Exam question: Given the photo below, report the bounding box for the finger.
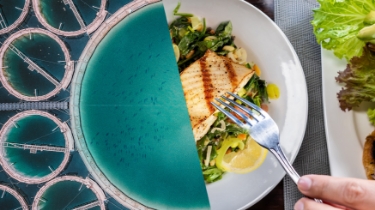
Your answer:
[297,175,375,210]
[294,197,342,210]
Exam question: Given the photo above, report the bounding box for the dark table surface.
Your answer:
[244,0,285,209]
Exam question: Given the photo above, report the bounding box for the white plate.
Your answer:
[163,0,308,209]
[322,49,373,179]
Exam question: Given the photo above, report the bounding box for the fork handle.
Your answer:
[270,144,323,204]
[269,145,300,184]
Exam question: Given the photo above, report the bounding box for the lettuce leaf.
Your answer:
[336,47,375,110]
[367,108,375,126]
[312,0,375,60]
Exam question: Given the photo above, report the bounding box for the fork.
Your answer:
[211,92,323,203]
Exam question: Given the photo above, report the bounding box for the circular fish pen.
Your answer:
[70,0,209,209]
[32,175,106,210]
[0,28,74,101]
[0,184,28,210]
[32,0,107,37]
[0,0,30,35]
[0,110,74,184]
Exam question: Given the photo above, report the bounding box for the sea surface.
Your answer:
[36,179,98,209]
[3,32,66,96]
[4,114,66,178]
[39,0,101,31]
[0,190,23,209]
[0,0,25,28]
[77,2,210,209]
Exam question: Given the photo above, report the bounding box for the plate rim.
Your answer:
[321,48,367,179]
[163,0,308,209]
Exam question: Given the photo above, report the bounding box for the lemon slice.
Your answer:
[172,43,180,62]
[217,137,268,174]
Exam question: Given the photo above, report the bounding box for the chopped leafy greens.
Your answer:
[170,4,271,183]
[196,77,268,183]
[170,4,235,72]
[173,2,193,17]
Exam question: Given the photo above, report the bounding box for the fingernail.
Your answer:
[298,176,312,191]
[294,200,304,210]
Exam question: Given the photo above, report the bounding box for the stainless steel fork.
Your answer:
[211,92,322,203]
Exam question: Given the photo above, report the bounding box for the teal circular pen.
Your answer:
[2,33,65,97]
[70,1,210,209]
[37,0,101,32]
[0,184,28,210]
[0,0,30,35]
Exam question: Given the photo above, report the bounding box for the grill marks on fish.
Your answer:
[180,50,254,140]
[200,54,215,113]
[199,54,239,114]
[223,58,238,91]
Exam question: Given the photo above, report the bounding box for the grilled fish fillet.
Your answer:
[180,50,254,141]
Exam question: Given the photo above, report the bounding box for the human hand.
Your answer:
[294,175,375,210]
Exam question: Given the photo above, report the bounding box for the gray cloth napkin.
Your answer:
[274,0,331,209]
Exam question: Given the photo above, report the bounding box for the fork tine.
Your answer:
[227,92,266,117]
[210,102,246,128]
[214,98,255,126]
[220,95,262,122]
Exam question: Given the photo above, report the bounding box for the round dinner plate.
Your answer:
[163,0,308,209]
[321,48,370,179]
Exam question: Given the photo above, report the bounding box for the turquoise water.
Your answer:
[39,0,101,31]
[5,115,66,178]
[37,180,98,209]
[0,0,25,28]
[3,33,66,96]
[78,2,209,209]
[0,190,23,209]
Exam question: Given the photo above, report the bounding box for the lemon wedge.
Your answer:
[172,43,180,62]
[216,137,268,174]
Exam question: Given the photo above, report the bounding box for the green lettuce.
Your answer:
[367,108,375,126]
[312,0,375,60]
[336,47,375,110]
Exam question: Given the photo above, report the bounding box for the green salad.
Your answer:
[196,76,269,183]
[170,3,275,183]
[170,3,239,72]
[312,0,375,123]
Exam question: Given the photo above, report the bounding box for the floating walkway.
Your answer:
[63,0,86,30]
[0,28,74,101]
[8,43,60,87]
[0,110,74,184]
[0,184,28,210]
[32,176,106,210]
[0,102,68,111]
[32,0,107,37]
[0,0,30,35]
[2,142,68,153]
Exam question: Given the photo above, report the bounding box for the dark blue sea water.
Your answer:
[0,189,23,209]
[0,0,25,28]
[39,0,101,31]
[78,2,209,209]
[36,179,98,209]
[5,114,66,178]
[3,33,66,96]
